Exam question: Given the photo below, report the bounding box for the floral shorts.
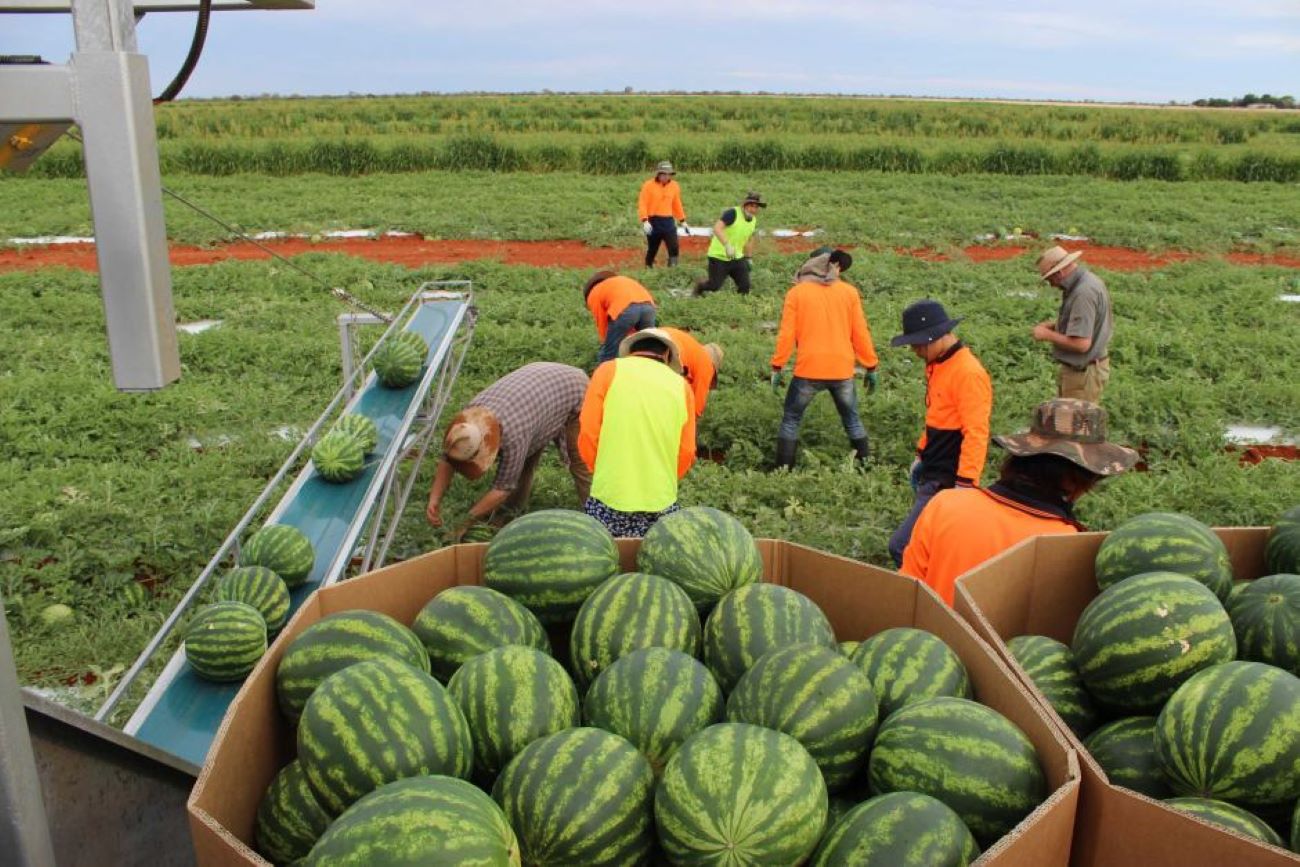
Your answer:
[583,497,680,538]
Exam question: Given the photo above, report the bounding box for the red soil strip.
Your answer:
[1230,444,1300,465]
[2,235,1297,273]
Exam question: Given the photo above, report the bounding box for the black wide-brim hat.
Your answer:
[890,298,963,347]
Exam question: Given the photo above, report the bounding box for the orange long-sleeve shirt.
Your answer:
[915,343,993,486]
[770,279,879,379]
[638,178,686,222]
[586,276,655,341]
[660,327,715,417]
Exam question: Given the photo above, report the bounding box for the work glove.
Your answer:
[725,244,737,259]
[680,220,690,233]
[862,369,879,394]
[909,458,922,493]
[642,220,653,236]
[770,369,784,394]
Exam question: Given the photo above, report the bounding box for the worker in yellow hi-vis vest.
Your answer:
[692,191,767,296]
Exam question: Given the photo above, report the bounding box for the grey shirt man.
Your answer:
[1053,267,1113,370]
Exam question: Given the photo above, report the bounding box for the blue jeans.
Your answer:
[778,376,866,441]
[889,479,946,567]
[598,302,656,363]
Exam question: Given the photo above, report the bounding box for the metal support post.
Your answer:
[0,598,56,867]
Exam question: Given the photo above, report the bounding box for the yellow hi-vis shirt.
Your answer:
[706,206,758,261]
[578,356,696,513]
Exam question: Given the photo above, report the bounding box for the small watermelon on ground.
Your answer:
[1227,573,1300,676]
[1155,660,1300,807]
[300,775,520,866]
[493,727,655,866]
[184,601,267,682]
[811,792,981,867]
[311,429,366,483]
[582,647,723,775]
[240,523,315,587]
[255,760,332,865]
[636,506,762,610]
[298,657,473,816]
[867,696,1045,847]
[1007,634,1099,739]
[372,330,427,388]
[332,413,378,454]
[1072,571,1237,714]
[1081,716,1172,798]
[1094,511,1233,601]
[1266,505,1300,575]
[656,723,828,866]
[447,645,580,778]
[850,627,972,719]
[1164,797,1285,848]
[276,610,430,720]
[726,644,879,792]
[215,565,290,633]
[484,509,619,624]
[412,585,550,682]
[569,572,701,689]
[702,583,836,693]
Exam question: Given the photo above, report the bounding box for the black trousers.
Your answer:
[696,256,751,294]
[645,217,680,266]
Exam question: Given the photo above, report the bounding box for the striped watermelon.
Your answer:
[702,583,836,693]
[838,640,860,658]
[255,760,332,865]
[656,723,828,865]
[569,572,701,689]
[582,647,723,775]
[412,585,550,682]
[215,565,290,634]
[492,727,655,866]
[1228,573,1300,675]
[447,645,580,778]
[827,793,862,830]
[276,610,430,720]
[1072,571,1237,713]
[635,506,762,610]
[725,644,879,792]
[1094,512,1233,601]
[301,775,520,866]
[867,696,1045,846]
[850,627,972,719]
[1266,505,1300,575]
[184,601,267,682]
[1227,579,1252,607]
[1155,661,1300,807]
[484,509,619,624]
[1081,716,1171,798]
[240,523,315,587]
[298,657,473,816]
[811,792,981,867]
[332,413,378,454]
[1165,797,1284,848]
[1007,634,1099,738]
[312,429,366,483]
[372,331,427,388]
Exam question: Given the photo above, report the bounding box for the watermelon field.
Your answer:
[1,93,1299,714]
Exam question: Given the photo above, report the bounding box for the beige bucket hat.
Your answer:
[618,327,683,374]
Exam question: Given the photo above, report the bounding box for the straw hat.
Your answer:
[704,342,724,372]
[442,406,501,480]
[617,327,683,374]
[1037,245,1083,280]
[994,398,1138,476]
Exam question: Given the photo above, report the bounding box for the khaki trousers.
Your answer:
[1058,357,1110,404]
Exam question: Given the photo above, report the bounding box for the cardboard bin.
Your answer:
[955,528,1298,867]
[190,539,1081,866]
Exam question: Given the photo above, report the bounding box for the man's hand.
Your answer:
[679,220,690,233]
[426,498,443,527]
[770,369,784,394]
[725,244,737,259]
[1032,320,1057,342]
[642,220,653,236]
[863,369,879,394]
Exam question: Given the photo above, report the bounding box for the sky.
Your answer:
[3,1,1298,104]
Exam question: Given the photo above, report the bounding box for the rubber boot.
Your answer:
[668,255,679,268]
[850,436,870,464]
[775,437,798,471]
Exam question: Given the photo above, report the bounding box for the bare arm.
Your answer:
[426,458,456,526]
[1032,321,1092,354]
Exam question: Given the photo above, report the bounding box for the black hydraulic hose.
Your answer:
[153,0,212,104]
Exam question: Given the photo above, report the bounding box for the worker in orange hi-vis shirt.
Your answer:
[658,327,724,418]
[637,160,688,268]
[583,270,657,364]
[769,247,879,470]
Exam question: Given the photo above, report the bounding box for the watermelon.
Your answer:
[635,506,762,610]
[484,509,619,624]
[1266,505,1300,575]
[1072,571,1237,713]
[838,639,860,658]
[811,792,981,867]
[569,572,701,689]
[725,644,879,792]
[372,331,427,388]
[311,429,366,484]
[240,523,315,587]
[1081,716,1171,798]
[298,657,473,816]
[492,727,655,866]
[850,627,973,719]
[582,647,723,775]
[827,793,862,830]
[300,775,520,866]
[867,696,1045,846]
[1228,573,1300,675]
[702,583,836,693]
[255,760,332,865]
[184,601,267,682]
[1164,797,1284,848]
[332,413,378,455]
[1155,660,1300,807]
[215,565,290,633]
[276,610,430,720]
[656,723,828,865]
[447,645,580,778]
[412,585,550,682]
[1007,634,1099,738]
[1094,511,1233,601]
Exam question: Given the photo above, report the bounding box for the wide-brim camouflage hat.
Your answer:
[993,398,1138,476]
